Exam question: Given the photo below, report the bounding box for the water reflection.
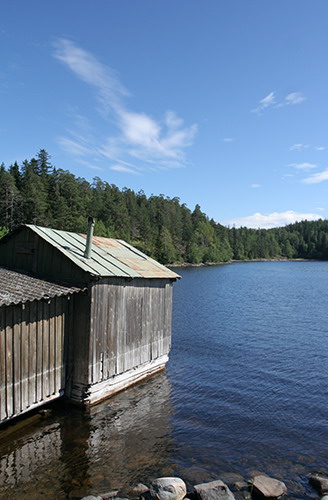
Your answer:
[0,372,174,500]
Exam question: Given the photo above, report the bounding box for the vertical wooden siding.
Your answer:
[0,296,69,423]
[89,279,173,385]
[0,226,89,283]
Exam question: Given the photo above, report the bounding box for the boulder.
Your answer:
[131,484,150,496]
[127,484,150,499]
[150,477,187,500]
[249,475,287,498]
[194,480,235,500]
[309,474,328,495]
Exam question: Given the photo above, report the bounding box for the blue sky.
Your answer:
[2,1,328,228]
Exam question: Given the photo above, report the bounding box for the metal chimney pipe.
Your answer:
[84,216,95,259]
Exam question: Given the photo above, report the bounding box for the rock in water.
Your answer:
[249,475,287,498]
[130,484,150,497]
[309,474,328,495]
[194,480,235,500]
[150,477,187,500]
[80,496,103,500]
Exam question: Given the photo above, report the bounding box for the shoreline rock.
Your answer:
[81,469,328,500]
[309,474,328,495]
[248,474,287,499]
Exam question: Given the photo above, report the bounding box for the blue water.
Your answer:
[0,261,327,499]
[169,262,328,496]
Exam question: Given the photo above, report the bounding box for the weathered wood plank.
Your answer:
[49,298,55,395]
[65,295,73,392]
[21,304,29,411]
[0,307,7,421]
[54,297,62,392]
[116,281,126,375]
[5,307,14,419]
[36,301,43,401]
[12,305,22,414]
[42,301,50,398]
[28,301,37,406]
[105,282,116,378]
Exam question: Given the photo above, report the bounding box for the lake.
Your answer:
[0,261,327,499]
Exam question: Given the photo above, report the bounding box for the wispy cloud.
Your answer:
[53,38,197,173]
[284,92,306,105]
[225,210,322,229]
[57,137,94,157]
[110,164,141,175]
[223,137,235,142]
[288,143,309,151]
[252,91,306,114]
[302,169,328,184]
[251,184,260,188]
[315,145,325,151]
[289,162,318,170]
[252,92,276,114]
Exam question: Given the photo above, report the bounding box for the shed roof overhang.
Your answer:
[0,267,84,307]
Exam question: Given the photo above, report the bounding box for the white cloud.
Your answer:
[53,38,197,172]
[289,143,309,151]
[57,137,93,157]
[253,91,306,114]
[53,38,129,112]
[251,184,260,188]
[315,145,325,151]
[165,110,183,129]
[289,162,318,170]
[110,164,140,175]
[284,92,306,105]
[302,169,328,184]
[77,159,104,171]
[252,91,276,114]
[223,137,235,142]
[225,210,322,229]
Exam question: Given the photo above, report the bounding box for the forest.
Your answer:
[1,149,328,264]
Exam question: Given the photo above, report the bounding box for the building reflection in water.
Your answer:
[0,372,175,500]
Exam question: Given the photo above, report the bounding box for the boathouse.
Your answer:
[0,222,179,423]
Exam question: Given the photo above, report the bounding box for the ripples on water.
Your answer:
[1,261,328,499]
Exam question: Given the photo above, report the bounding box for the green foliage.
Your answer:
[0,227,9,239]
[2,149,328,264]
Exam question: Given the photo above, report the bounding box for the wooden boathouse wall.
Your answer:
[0,224,179,421]
[0,295,71,423]
[0,225,90,284]
[70,278,173,403]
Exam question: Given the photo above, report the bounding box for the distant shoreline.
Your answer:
[169,257,314,268]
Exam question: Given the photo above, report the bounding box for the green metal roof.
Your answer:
[26,225,180,280]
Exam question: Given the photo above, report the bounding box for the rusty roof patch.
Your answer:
[0,267,84,307]
[91,236,123,248]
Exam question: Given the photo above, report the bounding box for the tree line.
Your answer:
[1,150,328,264]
